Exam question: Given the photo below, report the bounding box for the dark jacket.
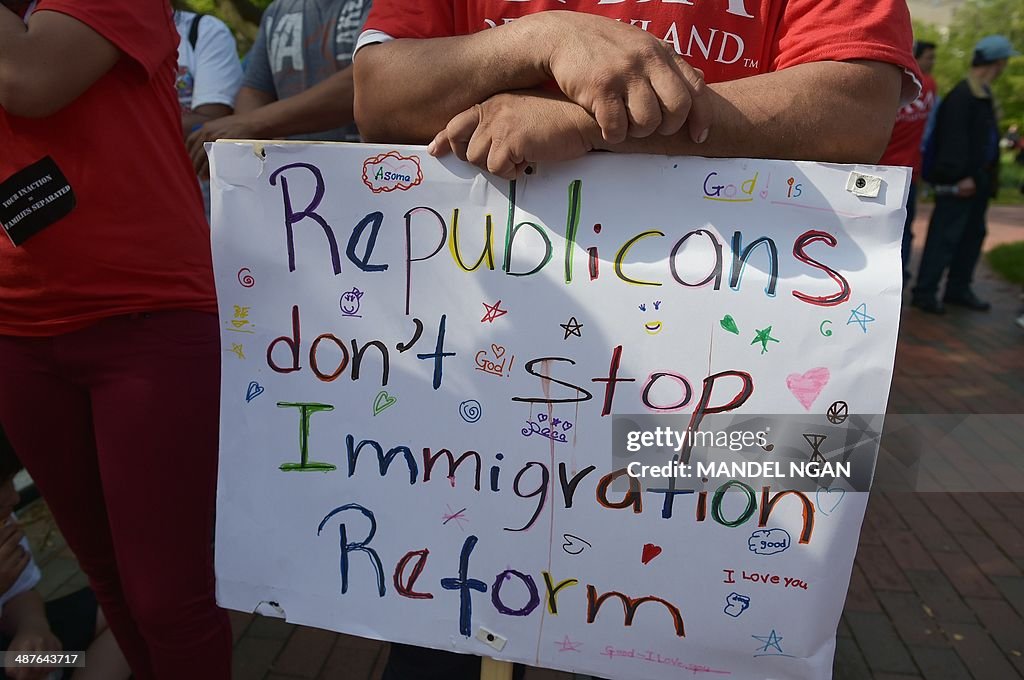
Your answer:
[925,77,999,188]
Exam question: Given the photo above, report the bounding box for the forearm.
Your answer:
[0,5,29,107]
[0,591,48,637]
[241,67,357,139]
[354,20,549,143]
[182,104,232,138]
[0,4,26,43]
[606,61,902,164]
[0,8,119,117]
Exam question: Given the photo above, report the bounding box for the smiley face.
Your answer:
[340,287,364,317]
[638,300,663,335]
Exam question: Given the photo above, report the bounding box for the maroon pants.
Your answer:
[0,311,231,679]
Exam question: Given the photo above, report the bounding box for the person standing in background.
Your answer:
[186,0,372,179]
[879,40,937,287]
[913,35,1019,314]
[0,1,233,677]
[173,0,243,218]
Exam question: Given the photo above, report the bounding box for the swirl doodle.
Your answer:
[237,268,255,288]
[459,400,482,423]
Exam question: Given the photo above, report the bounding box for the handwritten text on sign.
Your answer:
[210,144,906,680]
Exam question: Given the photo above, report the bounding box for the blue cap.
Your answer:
[974,35,1019,62]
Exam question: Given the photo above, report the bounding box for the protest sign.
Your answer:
[210,142,908,679]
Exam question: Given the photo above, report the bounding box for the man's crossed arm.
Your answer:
[354,11,902,179]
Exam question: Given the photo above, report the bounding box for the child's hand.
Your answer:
[0,521,29,593]
[4,626,62,680]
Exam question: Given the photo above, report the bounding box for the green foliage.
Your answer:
[987,240,1024,284]
[178,0,274,53]
[997,151,1024,204]
[914,0,1024,129]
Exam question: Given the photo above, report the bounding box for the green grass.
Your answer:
[987,241,1024,285]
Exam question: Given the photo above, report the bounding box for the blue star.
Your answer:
[847,303,875,333]
[752,629,785,655]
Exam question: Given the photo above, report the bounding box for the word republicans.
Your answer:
[626,460,852,480]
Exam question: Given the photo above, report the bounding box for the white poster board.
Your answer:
[210,142,907,680]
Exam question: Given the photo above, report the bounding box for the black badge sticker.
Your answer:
[0,156,76,246]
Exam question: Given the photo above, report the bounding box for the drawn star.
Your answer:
[750,326,780,354]
[554,635,583,653]
[560,316,583,339]
[847,303,875,333]
[481,300,508,323]
[752,629,785,655]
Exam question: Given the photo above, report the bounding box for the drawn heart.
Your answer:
[816,487,846,516]
[786,368,830,411]
[561,533,591,556]
[641,543,663,565]
[245,381,264,403]
[759,190,769,199]
[373,391,397,416]
[491,344,506,359]
[720,315,740,335]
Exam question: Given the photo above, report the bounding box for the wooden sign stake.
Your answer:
[480,657,514,680]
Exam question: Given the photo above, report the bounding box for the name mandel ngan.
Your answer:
[626,460,852,480]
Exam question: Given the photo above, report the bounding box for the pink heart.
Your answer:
[786,368,830,411]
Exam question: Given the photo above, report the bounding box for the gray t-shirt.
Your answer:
[244,0,371,141]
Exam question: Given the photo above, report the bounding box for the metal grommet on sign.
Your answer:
[475,626,508,652]
[846,171,883,198]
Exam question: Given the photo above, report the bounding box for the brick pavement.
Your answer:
[21,204,1024,679]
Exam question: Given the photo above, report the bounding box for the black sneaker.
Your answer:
[911,297,946,314]
[943,291,991,311]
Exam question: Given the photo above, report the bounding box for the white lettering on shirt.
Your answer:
[270,12,305,72]
[593,0,754,20]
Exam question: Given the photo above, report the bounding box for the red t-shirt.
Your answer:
[360,0,921,104]
[0,0,217,336]
[879,73,937,179]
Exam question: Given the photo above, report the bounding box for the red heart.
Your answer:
[491,343,506,359]
[641,543,663,565]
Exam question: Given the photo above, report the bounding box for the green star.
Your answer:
[751,326,780,354]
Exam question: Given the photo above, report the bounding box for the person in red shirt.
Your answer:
[879,40,938,287]
[354,1,922,178]
[353,3,919,679]
[0,1,231,678]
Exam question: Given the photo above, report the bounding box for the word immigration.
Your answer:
[210,144,907,680]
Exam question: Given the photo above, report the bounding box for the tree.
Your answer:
[179,0,274,53]
[914,0,1024,129]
